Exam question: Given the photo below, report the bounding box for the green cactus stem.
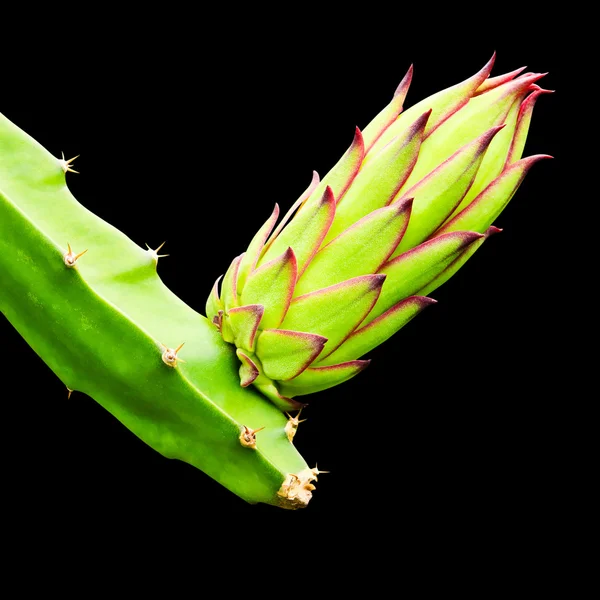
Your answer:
[0,111,317,509]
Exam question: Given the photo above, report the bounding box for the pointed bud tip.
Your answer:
[322,185,336,204]
[529,84,555,94]
[479,52,496,78]
[486,226,503,237]
[371,273,387,290]
[409,109,432,134]
[530,154,554,162]
[395,196,414,214]
[394,64,414,97]
[463,231,486,244]
[410,295,439,308]
[352,126,365,150]
[480,124,506,146]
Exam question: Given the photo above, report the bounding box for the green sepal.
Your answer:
[367,231,484,322]
[228,304,264,352]
[295,199,412,297]
[416,227,500,296]
[259,186,335,277]
[261,171,320,258]
[279,360,370,397]
[307,127,365,207]
[221,253,243,311]
[366,54,496,159]
[506,87,553,166]
[237,204,280,291]
[317,296,436,365]
[393,125,504,254]
[255,329,327,381]
[451,97,522,216]
[241,247,297,329]
[205,275,223,321]
[437,155,552,235]
[281,274,385,359]
[324,111,428,243]
[236,348,260,387]
[361,64,413,152]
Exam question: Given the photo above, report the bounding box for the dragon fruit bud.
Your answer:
[207,55,552,410]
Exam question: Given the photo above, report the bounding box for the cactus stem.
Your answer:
[239,425,266,449]
[284,408,307,442]
[145,241,169,263]
[59,151,79,174]
[160,342,186,367]
[63,243,88,268]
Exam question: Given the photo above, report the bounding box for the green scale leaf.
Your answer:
[255,329,327,381]
[221,253,243,311]
[366,230,484,323]
[237,204,280,291]
[416,227,500,296]
[307,127,365,207]
[437,155,552,235]
[279,360,370,397]
[240,247,297,330]
[236,348,260,387]
[259,186,336,276]
[324,110,428,243]
[317,296,436,365]
[392,125,504,254]
[361,64,413,152]
[294,199,412,297]
[281,274,385,359]
[228,304,264,352]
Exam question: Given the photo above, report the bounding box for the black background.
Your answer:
[1,12,567,547]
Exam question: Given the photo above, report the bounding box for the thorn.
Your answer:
[145,242,169,263]
[160,342,186,367]
[60,151,80,174]
[239,425,266,449]
[63,243,88,268]
[311,464,330,479]
[286,408,307,425]
[66,387,73,399]
[285,408,307,442]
